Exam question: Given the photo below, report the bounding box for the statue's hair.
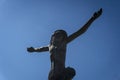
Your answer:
[54,30,67,37]
[50,30,68,44]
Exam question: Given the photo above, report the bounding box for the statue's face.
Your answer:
[50,30,67,45]
[52,33,64,43]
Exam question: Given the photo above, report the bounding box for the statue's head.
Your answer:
[50,30,68,45]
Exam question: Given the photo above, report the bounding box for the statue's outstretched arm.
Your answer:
[67,8,102,43]
[27,46,49,53]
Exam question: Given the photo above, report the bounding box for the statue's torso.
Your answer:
[49,42,67,71]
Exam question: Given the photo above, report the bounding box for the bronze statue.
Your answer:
[27,8,102,80]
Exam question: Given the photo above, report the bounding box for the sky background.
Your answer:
[0,0,120,80]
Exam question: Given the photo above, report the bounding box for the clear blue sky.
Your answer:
[0,0,120,80]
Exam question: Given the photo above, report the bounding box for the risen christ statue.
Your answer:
[27,8,102,80]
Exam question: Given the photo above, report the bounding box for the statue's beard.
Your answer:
[52,40,62,46]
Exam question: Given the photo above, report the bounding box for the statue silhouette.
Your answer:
[27,8,102,80]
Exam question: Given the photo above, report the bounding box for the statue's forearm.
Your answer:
[34,46,49,52]
[79,8,102,34]
[27,46,49,53]
[67,17,95,43]
[79,17,95,34]
[80,8,102,33]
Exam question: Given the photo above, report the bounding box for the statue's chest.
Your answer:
[49,45,66,53]
[49,44,66,63]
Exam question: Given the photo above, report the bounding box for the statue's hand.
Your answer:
[93,8,102,20]
[27,47,35,52]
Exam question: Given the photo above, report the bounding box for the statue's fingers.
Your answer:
[94,12,97,17]
[98,8,102,15]
[27,48,33,52]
